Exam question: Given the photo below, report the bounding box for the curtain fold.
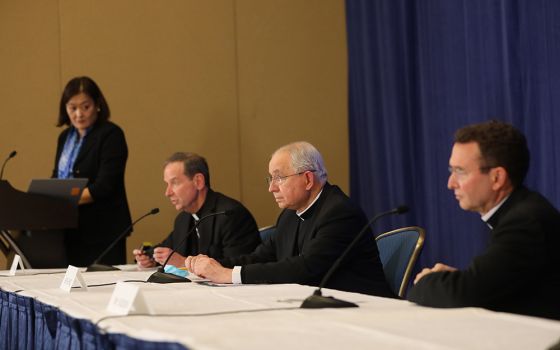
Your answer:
[346,0,560,272]
[0,291,9,349]
[34,301,57,350]
[0,290,188,349]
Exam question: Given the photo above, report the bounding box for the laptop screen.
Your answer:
[27,178,88,205]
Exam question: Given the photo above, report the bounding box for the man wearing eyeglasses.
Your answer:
[185,141,393,297]
[408,120,560,320]
[132,152,261,269]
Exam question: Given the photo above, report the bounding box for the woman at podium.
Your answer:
[52,76,132,267]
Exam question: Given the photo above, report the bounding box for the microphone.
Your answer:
[147,209,234,283]
[0,150,17,180]
[300,205,409,309]
[86,208,160,272]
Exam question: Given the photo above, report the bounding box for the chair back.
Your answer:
[258,225,276,241]
[375,226,425,297]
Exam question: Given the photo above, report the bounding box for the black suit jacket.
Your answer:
[220,183,394,297]
[159,189,261,259]
[53,121,132,264]
[408,186,560,320]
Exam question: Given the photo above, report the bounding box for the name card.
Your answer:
[107,282,151,315]
[60,265,88,292]
[9,254,25,276]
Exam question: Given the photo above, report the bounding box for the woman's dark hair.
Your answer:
[57,76,110,127]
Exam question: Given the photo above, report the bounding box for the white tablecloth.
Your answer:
[1,267,559,350]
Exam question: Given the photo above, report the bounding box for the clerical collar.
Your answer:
[191,189,214,220]
[296,188,323,220]
[481,194,510,228]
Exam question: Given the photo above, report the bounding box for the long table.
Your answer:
[1,267,559,349]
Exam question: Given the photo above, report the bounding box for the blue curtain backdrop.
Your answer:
[346,0,560,271]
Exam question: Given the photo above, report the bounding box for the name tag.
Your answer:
[9,254,25,275]
[60,265,88,292]
[107,281,151,315]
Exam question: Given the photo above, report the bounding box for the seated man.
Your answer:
[408,120,560,320]
[185,142,393,297]
[133,152,261,267]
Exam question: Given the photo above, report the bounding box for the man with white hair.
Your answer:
[185,141,393,297]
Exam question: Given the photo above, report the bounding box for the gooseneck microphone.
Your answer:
[300,205,409,309]
[147,209,233,283]
[0,150,17,180]
[86,208,160,272]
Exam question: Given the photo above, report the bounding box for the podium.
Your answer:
[0,180,79,268]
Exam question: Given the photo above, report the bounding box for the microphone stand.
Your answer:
[300,205,409,309]
[147,210,232,283]
[0,150,17,180]
[86,208,160,272]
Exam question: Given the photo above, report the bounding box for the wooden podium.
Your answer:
[0,180,79,268]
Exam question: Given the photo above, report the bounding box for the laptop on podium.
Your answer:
[27,178,88,205]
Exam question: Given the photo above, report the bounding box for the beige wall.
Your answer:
[0,0,348,267]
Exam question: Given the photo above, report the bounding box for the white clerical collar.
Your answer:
[296,188,324,220]
[481,195,510,227]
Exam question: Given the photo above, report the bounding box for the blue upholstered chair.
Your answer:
[375,226,425,297]
[258,225,276,241]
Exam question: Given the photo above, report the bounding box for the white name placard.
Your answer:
[107,281,151,315]
[59,265,88,292]
[9,254,25,276]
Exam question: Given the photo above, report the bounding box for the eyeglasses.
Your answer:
[266,170,316,186]
[448,166,494,177]
[448,166,467,177]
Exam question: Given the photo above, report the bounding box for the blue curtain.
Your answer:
[346,0,560,271]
